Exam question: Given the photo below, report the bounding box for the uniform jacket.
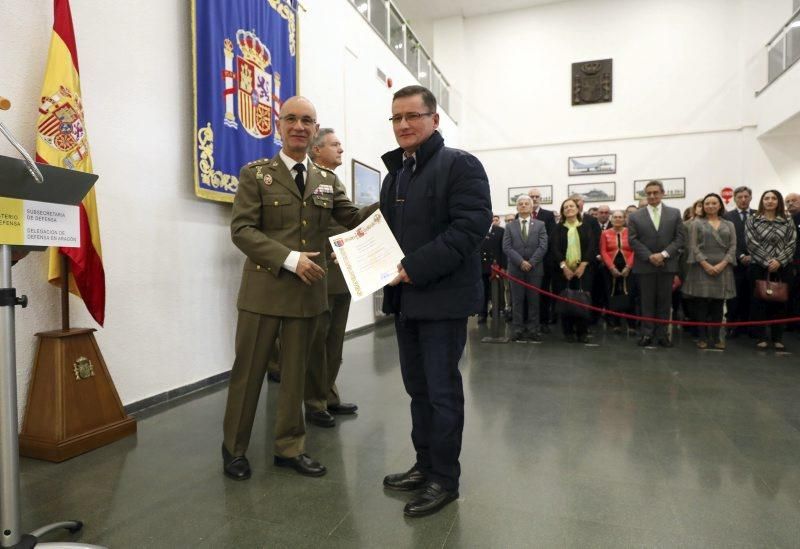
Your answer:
[627,204,685,274]
[480,225,505,273]
[231,154,376,318]
[502,217,548,277]
[325,221,350,295]
[379,131,492,319]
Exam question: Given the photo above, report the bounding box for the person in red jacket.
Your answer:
[601,210,635,333]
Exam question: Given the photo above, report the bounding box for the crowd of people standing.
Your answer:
[480,183,800,351]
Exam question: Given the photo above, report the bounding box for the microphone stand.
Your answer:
[0,97,104,549]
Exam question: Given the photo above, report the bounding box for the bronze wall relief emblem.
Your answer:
[73,356,95,381]
[572,59,612,105]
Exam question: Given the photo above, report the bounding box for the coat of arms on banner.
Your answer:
[36,85,90,170]
[222,30,282,140]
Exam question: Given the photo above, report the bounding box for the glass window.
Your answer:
[788,15,800,67]
[406,29,419,76]
[370,0,388,41]
[354,0,369,17]
[768,37,785,82]
[389,6,405,63]
[430,70,441,102]
[440,82,450,114]
[417,53,431,88]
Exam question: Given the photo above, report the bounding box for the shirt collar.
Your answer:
[279,150,310,174]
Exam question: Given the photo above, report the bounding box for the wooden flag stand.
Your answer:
[18,227,136,464]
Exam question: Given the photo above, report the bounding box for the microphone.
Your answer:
[0,96,44,184]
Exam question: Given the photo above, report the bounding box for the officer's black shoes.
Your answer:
[383,466,427,491]
[306,410,336,428]
[403,482,458,517]
[274,454,327,477]
[222,444,251,481]
[327,402,358,415]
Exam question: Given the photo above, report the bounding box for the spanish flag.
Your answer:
[36,0,105,326]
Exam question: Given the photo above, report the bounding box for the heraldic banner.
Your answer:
[37,0,105,326]
[192,0,298,203]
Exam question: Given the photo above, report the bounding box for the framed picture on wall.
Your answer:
[567,181,616,203]
[526,185,553,205]
[507,186,529,207]
[352,159,381,207]
[568,154,616,176]
[634,178,686,200]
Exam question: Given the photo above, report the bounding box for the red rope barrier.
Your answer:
[492,265,800,328]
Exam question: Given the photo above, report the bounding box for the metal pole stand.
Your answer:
[481,272,509,344]
[0,246,106,549]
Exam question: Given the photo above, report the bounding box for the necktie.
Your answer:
[740,210,747,223]
[521,219,528,242]
[532,209,538,219]
[651,206,660,230]
[293,163,305,195]
[395,156,415,203]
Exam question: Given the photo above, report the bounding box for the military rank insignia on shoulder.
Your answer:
[312,162,335,179]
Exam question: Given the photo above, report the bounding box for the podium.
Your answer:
[0,154,111,547]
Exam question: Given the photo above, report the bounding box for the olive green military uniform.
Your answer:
[223,154,377,458]
[305,220,352,413]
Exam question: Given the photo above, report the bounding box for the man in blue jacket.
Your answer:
[379,85,492,517]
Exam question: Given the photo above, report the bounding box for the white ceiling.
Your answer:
[391,0,566,21]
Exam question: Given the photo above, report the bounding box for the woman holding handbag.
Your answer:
[550,198,597,343]
[745,190,797,350]
[682,193,737,349]
[601,210,635,333]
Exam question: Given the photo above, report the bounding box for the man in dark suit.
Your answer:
[570,194,604,323]
[528,188,556,330]
[478,214,505,323]
[723,186,756,337]
[503,195,548,341]
[627,180,685,347]
[379,85,491,518]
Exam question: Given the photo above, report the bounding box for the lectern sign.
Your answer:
[0,198,79,247]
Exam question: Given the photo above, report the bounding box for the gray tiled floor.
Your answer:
[18,320,800,548]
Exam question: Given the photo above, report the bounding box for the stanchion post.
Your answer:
[481,270,509,344]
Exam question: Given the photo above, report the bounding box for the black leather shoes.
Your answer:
[306,410,336,428]
[274,454,327,477]
[403,482,458,517]
[637,336,653,347]
[327,402,358,415]
[657,338,673,348]
[383,466,427,491]
[267,371,281,383]
[222,444,251,481]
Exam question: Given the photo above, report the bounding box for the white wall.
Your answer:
[0,0,456,416]
[433,0,797,217]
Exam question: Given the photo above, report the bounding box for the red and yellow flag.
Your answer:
[36,0,105,326]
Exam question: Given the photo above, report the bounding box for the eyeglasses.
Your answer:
[389,112,435,124]
[280,115,317,127]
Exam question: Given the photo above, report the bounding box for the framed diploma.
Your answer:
[352,159,381,208]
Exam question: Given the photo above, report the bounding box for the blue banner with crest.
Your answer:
[192,0,298,202]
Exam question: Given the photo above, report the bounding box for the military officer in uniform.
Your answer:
[478,214,505,323]
[304,128,359,428]
[222,96,377,480]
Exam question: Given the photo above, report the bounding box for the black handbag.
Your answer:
[556,278,591,320]
[608,278,633,313]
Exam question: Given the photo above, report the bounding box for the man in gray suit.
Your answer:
[627,180,685,347]
[503,195,548,341]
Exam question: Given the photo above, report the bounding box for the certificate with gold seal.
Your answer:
[329,211,404,301]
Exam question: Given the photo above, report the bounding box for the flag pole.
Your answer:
[60,254,69,331]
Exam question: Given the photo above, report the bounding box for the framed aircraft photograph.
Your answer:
[568,181,616,203]
[568,154,616,176]
[634,177,686,200]
[507,186,530,207]
[352,159,381,207]
[526,185,553,205]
